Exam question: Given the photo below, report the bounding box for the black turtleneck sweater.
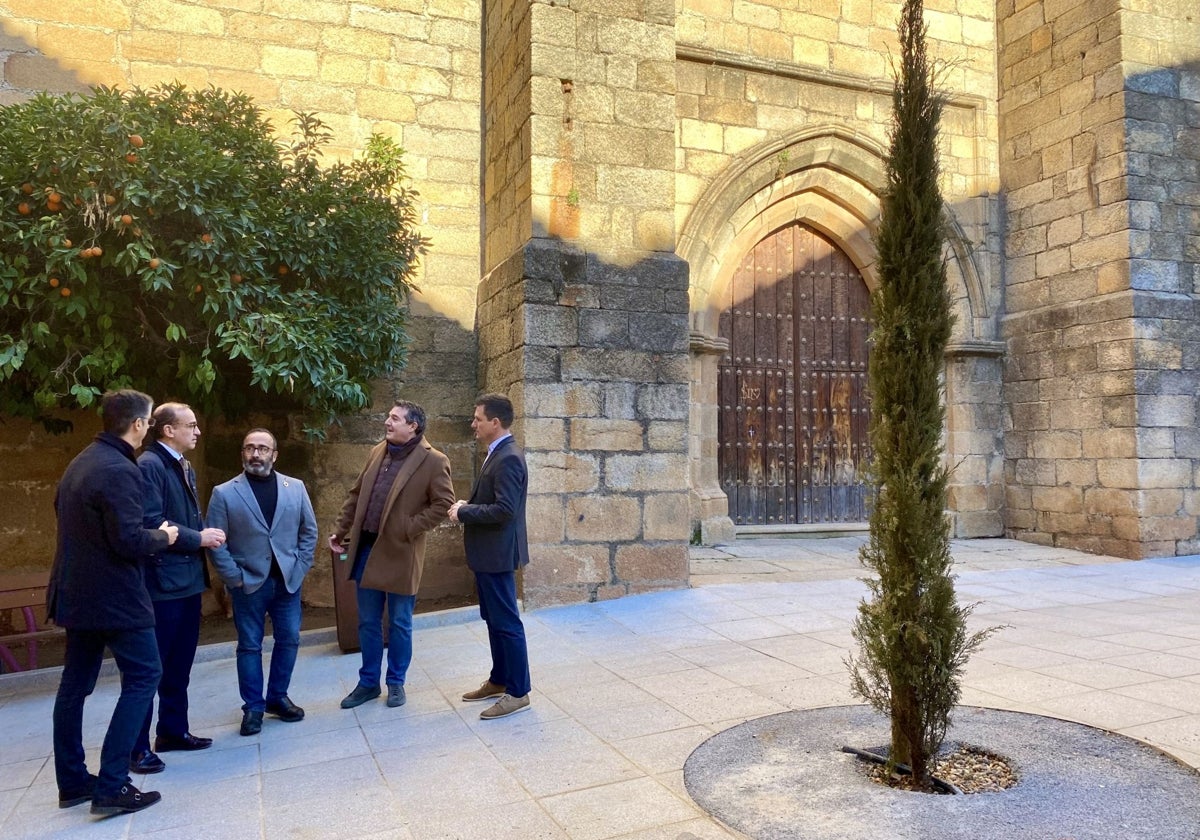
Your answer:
[246,471,283,580]
[245,470,277,527]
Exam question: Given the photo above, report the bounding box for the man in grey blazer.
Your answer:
[207,428,318,736]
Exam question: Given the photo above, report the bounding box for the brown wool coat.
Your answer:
[333,438,454,595]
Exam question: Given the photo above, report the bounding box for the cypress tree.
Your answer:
[847,0,991,787]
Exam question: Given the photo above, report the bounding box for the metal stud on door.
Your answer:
[718,222,872,526]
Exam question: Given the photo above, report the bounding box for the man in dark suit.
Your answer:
[207,428,317,736]
[448,393,531,720]
[329,400,455,710]
[129,402,226,774]
[48,389,179,816]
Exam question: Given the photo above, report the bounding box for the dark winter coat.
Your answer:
[139,442,210,601]
[47,432,172,630]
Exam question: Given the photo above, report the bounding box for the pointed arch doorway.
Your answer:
[718,222,872,527]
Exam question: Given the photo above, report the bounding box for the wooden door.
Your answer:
[718,223,872,526]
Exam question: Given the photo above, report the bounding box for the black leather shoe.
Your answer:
[91,783,161,816]
[58,773,97,808]
[129,750,166,774]
[340,684,381,709]
[240,710,264,736]
[265,696,305,722]
[155,732,213,752]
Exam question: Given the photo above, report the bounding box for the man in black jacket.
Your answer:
[48,389,179,816]
[448,393,531,720]
[129,403,226,774]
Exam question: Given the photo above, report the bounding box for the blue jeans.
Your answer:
[353,540,415,687]
[475,571,530,697]
[356,585,416,688]
[134,593,202,754]
[54,627,162,797]
[230,577,301,712]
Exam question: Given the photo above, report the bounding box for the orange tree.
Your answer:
[0,84,426,434]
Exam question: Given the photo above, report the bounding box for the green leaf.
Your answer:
[0,84,424,427]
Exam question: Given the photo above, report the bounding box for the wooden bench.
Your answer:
[0,572,59,673]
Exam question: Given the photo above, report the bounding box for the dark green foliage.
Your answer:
[0,84,427,435]
[847,0,992,787]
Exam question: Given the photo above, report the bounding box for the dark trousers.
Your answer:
[475,571,530,697]
[53,627,161,797]
[133,593,202,754]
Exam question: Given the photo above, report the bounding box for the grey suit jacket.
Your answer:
[206,470,318,595]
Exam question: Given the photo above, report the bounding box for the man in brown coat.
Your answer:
[329,400,454,709]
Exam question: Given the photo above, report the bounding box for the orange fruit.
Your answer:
[193,284,202,293]
[104,194,116,206]
[200,233,213,244]
[125,153,137,164]
[60,287,71,297]
[63,239,72,248]
[277,264,289,276]
[49,277,59,288]
[120,214,133,225]
[149,257,160,269]
[20,183,32,195]
[17,202,30,215]
[47,191,61,204]
[231,273,242,283]
[92,246,103,257]
[129,134,144,148]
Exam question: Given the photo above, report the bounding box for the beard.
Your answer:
[243,458,273,477]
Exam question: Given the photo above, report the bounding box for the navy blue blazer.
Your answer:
[457,436,529,574]
[47,432,172,630]
[139,442,210,601]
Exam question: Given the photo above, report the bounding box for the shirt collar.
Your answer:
[157,441,185,462]
[487,433,512,458]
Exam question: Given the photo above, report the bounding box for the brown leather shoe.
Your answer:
[91,783,161,816]
[461,680,505,702]
[58,774,97,809]
[479,694,530,720]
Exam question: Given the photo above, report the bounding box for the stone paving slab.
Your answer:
[685,705,1200,840]
[1,539,1199,839]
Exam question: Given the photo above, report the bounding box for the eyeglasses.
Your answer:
[170,422,200,429]
[241,444,275,455]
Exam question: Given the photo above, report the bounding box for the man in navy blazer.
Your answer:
[129,403,226,775]
[207,428,317,736]
[48,389,178,816]
[449,393,531,720]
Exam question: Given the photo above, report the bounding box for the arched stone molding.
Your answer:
[683,127,988,340]
[682,126,1002,541]
[682,127,886,328]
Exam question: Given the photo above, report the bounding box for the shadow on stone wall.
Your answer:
[474,224,694,608]
[0,30,484,614]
